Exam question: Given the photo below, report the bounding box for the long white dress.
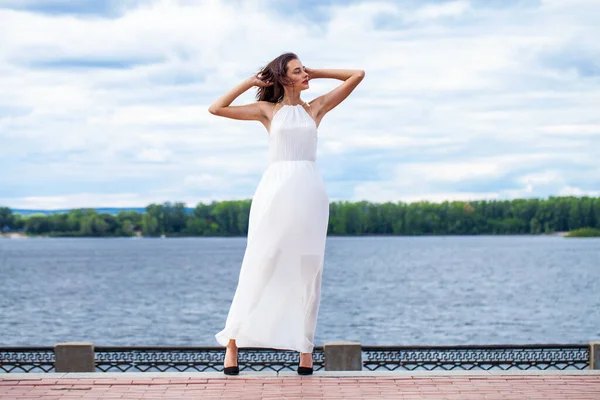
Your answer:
[215,103,329,353]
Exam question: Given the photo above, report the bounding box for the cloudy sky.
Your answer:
[1,0,599,209]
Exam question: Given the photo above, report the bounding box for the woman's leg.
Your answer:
[224,339,238,367]
[299,352,313,368]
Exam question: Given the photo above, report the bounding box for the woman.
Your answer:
[209,52,364,375]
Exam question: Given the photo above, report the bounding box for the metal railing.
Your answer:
[362,344,591,371]
[0,343,595,373]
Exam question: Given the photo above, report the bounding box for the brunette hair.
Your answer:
[255,52,299,103]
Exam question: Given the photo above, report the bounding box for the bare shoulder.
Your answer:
[308,97,323,108]
[255,101,279,132]
[308,97,326,118]
[254,101,277,121]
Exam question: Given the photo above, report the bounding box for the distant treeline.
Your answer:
[1,196,599,237]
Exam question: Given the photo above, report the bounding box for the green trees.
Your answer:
[1,196,599,237]
[0,207,13,229]
[565,227,600,237]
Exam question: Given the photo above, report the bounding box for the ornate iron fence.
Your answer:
[95,346,326,373]
[0,344,591,373]
[362,344,590,371]
[0,347,55,373]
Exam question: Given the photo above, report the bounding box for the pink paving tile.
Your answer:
[1,374,600,399]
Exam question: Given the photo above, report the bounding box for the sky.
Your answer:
[0,0,599,209]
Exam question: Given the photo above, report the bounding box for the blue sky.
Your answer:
[0,0,599,209]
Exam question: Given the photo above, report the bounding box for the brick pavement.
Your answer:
[1,371,599,399]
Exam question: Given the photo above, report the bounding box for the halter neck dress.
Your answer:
[215,103,329,353]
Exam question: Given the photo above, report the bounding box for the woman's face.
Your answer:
[285,58,309,90]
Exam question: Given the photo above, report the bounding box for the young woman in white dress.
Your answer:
[209,52,364,375]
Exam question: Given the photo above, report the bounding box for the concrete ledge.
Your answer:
[591,341,600,370]
[54,342,94,373]
[323,341,362,371]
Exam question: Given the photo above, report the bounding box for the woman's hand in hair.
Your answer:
[305,67,314,81]
[209,76,270,121]
[250,73,274,88]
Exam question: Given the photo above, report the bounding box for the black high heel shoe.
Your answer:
[297,353,313,375]
[297,366,313,375]
[223,348,239,375]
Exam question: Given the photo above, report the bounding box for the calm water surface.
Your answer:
[0,236,599,347]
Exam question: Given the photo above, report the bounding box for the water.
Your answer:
[0,236,598,347]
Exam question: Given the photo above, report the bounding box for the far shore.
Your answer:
[0,232,32,239]
[0,231,573,239]
[548,231,569,237]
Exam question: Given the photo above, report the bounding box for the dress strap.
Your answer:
[271,99,314,120]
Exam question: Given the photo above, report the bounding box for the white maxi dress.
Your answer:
[215,103,329,353]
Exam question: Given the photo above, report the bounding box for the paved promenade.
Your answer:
[1,370,599,399]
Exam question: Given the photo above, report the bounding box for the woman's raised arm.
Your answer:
[308,68,365,119]
[208,75,273,122]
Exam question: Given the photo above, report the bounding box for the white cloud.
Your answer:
[136,148,172,162]
[0,0,599,209]
[0,192,171,210]
[352,184,500,204]
[349,152,588,203]
[182,172,236,191]
[558,186,600,197]
[109,106,211,126]
[539,124,600,136]
[410,0,470,22]
[518,171,564,186]
[399,160,504,184]
[400,153,564,187]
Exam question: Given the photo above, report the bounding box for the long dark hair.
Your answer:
[255,52,298,103]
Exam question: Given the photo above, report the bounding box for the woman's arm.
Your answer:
[308,68,365,118]
[208,75,272,122]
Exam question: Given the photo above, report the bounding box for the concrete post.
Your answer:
[591,342,600,370]
[55,342,95,372]
[323,341,362,371]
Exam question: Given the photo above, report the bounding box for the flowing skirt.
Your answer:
[215,160,329,353]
